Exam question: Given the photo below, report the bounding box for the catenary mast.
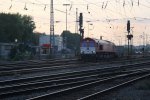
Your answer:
[50,0,55,56]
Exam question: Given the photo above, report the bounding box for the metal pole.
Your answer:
[128,31,129,56]
[66,6,67,31]
[50,0,55,57]
[75,8,78,33]
[88,23,89,37]
[127,20,130,57]
[63,4,70,31]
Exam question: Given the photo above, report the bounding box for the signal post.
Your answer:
[127,20,133,58]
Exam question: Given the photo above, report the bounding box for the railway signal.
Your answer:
[126,20,133,57]
[127,20,130,33]
[79,13,83,27]
[79,13,84,39]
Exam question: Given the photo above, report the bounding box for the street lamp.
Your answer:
[15,39,18,43]
[63,4,70,31]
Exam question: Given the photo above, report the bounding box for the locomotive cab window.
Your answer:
[99,45,103,50]
[81,41,86,47]
[96,43,98,47]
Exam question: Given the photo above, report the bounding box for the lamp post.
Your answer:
[62,4,70,55]
[63,4,70,31]
[15,39,18,43]
[14,38,18,48]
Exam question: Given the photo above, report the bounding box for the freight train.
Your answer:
[80,37,117,60]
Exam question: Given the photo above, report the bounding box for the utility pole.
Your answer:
[75,8,78,33]
[79,13,84,57]
[50,0,55,57]
[127,20,133,58]
[130,27,134,56]
[63,4,70,31]
[79,13,84,39]
[127,20,130,56]
[62,3,70,51]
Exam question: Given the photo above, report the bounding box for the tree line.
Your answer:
[0,13,81,49]
[61,31,81,53]
[0,13,37,44]
[0,13,81,60]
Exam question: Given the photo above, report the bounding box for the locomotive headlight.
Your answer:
[92,51,96,53]
[81,51,84,54]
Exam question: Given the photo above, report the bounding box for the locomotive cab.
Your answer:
[80,38,96,59]
[80,37,117,61]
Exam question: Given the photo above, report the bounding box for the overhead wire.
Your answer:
[0,0,150,35]
[0,0,149,22]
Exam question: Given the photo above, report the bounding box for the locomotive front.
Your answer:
[80,38,96,59]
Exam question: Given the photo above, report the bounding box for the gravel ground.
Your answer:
[100,77,150,100]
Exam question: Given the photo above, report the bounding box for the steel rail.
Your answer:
[27,70,150,100]
[0,61,150,86]
[0,62,149,99]
[78,73,150,100]
[0,64,123,86]
[0,59,78,70]
[1,56,149,70]
[0,62,86,76]
[1,56,149,76]
[0,58,78,66]
[0,69,138,97]
[1,69,148,99]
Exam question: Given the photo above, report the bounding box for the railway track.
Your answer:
[0,58,78,66]
[28,69,150,100]
[1,56,150,70]
[78,73,150,100]
[102,56,150,64]
[0,58,78,70]
[1,56,150,77]
[0,70,132,98]
[0,59,81,76]
[0,62,150,100]
[1,61,150,85]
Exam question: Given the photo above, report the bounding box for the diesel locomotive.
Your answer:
[80,37,117,60]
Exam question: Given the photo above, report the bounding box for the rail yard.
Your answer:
[0,0,150,100]
[0,56,150,100]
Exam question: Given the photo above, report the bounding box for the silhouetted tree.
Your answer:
[61,31,81,52]
[0,13,35,43]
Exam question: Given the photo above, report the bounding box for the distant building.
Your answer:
[39,34,63,55]
[116,46,125,57]
[0,43,14,59]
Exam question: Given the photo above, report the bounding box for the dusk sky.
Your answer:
[0,0,150,45]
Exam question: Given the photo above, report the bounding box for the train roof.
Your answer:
[82,37,115,45]
[94,39,115,45]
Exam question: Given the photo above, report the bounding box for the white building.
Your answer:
[39,34,63,55]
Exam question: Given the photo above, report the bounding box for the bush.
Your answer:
[9,44,33,61]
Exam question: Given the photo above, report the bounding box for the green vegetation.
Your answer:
[0,13,35,43]
[61,31,81,54]
[0,13,38,60]
[9,43,34,61]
